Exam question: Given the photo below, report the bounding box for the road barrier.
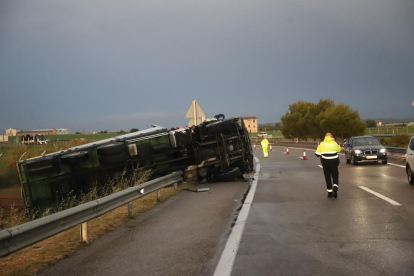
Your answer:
[0,171,183,258]
[260,141,407,158]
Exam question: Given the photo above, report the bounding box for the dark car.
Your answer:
[344,135,387,165]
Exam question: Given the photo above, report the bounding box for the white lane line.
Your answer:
[388,163,405,168]
[318,165,323,169]
[359,186,402,206]
[213,157,260,276]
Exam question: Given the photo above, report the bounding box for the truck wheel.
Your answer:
[99,151,129,165]
[214,167,242,182]
[61,151,89,165]
[97,143,126,156]
[206,119,235,134]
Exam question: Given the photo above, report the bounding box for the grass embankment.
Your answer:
[0,168,190,276]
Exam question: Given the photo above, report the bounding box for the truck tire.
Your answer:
[206,119,235,134]
[214,167,242,182]
[97,143,126,156]
[61,151,89,165]
[99,151,129,165]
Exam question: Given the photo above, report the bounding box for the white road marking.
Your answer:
[359,186,402,206]
[388,163,406,168]
[213,157,260,276]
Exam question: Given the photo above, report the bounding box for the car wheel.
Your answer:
[97,143,126,156]
[351,155,358,165]
[61,151,89,165]
[382,160,387,164]
[407,166,414,185]
[213,167,242,182]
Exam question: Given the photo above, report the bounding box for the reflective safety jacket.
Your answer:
[261,138,269,147]
[315,136,341,159]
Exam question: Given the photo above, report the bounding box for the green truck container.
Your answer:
[15,116,254,213]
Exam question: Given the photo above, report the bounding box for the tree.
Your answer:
[75,131,81,134]
[318,103,365,141]
[281,99,364,141]
[281,101,320,140]
[130,128,139,133]
[118,130,126,134]
[365,119,377,128]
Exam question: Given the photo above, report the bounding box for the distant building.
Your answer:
[237,117,258,133]
[56,128,72,135]
[7,128,71,136]
[6,128,22,136]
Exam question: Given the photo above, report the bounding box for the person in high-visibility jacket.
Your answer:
[261,137,269,158]
[315,133,342,198]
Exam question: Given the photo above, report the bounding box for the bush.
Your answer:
[379,138,392,146]
[390,134,411,148]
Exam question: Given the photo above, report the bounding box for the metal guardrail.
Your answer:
[0,171,183,258]
[251,140,407,157]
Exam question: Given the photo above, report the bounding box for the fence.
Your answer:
[0,170,183,257]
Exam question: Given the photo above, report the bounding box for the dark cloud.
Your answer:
[1,0,413,133]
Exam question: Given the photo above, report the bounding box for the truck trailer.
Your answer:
[15,116,254,213]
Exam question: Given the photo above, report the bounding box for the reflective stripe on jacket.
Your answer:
[261,139,269,147]
[315,136,341,159]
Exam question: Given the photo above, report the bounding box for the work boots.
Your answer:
[333,186,338,198]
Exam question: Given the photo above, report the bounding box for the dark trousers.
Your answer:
[322,158,339,191]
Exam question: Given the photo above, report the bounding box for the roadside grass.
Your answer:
[0,181,190,276]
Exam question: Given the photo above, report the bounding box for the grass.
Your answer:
[0,169,190,276]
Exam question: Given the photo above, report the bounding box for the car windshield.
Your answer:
[353,138,380,146]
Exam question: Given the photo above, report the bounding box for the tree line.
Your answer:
[280,99,365,141]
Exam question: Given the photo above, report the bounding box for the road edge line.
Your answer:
[213,157,261,276]
[359,186,402,206]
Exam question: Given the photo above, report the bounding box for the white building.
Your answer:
[56,128,72,135]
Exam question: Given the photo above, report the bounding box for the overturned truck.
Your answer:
[15,116,254,213]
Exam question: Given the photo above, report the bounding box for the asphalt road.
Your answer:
[38,146,414,276]
[38,179,250,276]
[231,146,414,276]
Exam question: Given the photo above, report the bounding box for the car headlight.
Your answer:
[354,150,361,154]
[380,149,386,153]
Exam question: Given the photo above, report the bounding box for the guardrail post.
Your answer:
[157,189,161,202]
[80,222,89,243]
[128,201,133,218]
[174,182,178,191]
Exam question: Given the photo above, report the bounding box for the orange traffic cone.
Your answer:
[302,150,307,160]
[286,147,289,155]
[269,144,272,151]
[254,144,256,149]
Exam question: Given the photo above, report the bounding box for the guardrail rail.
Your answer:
[0,171,183,258]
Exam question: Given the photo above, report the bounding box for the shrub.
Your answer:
[379,138,392,146]
[390,134,411,148]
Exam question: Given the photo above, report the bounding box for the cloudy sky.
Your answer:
[1,0,413,133]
